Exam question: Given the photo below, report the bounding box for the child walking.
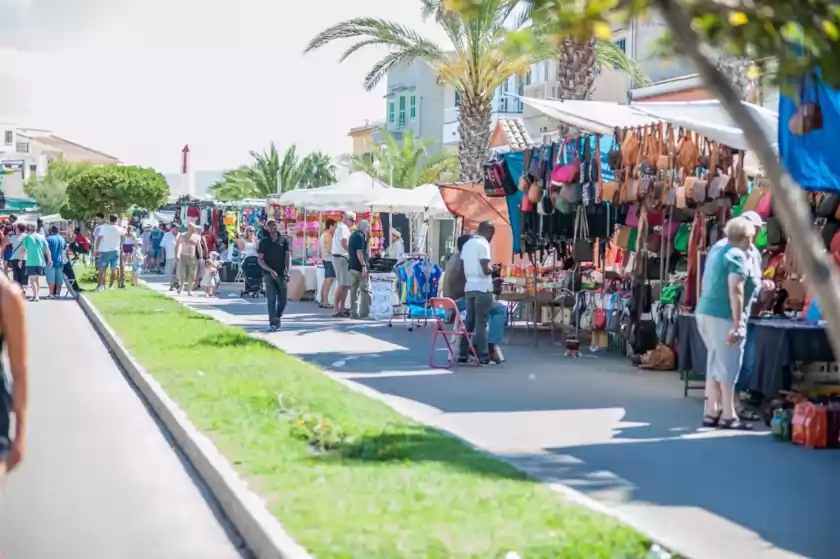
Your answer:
[203,252,220,297]
[131,247,144,287]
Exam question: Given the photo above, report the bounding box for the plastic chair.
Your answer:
[428,297,479,369]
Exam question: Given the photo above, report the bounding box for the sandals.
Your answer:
[719,418,753,431]
[332,310,350,318]
[702,412,722,428]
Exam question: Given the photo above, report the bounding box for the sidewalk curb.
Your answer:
[77,294,313,559]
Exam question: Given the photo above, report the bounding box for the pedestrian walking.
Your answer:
[21,224,50,302]
[7,223,26,292]
[149,223,165,272]
[161,223,180,290]
[0,270,29,484]
[348,219,371,319]
[94,215,124,291]
[175,223,204,296]
[257,219,290,332]
[45,226,68,299]
[331,211,355,317]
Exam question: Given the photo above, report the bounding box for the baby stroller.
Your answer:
[240,256,265,298]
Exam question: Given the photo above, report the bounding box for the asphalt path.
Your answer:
[0,292,247,559]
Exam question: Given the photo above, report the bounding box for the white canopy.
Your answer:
[518,97,655,136]
[368,183,449,215]
[519,96,779,153]
[278,172,391,211]
[631,100,778,151]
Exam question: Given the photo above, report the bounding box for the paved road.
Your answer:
[147,277,840,559]
[0,293,246,559]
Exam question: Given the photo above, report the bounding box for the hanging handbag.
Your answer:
[607,128,622,170]
[676,129,699,174]
[818,193,840,219]
[518,148,533,193]
[640,125,659,167]
[550,137,581,186]
[789,75,824,135]
[593,292,607,330]
[756,191,772,218]
[483,159,512,197]
[621,127,640,166]
[573,205,593,262]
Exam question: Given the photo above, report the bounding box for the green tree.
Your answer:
[301,151,338,188]
[24,160,94,215]
[492,0,840,356]
[305,0,645,182]
[210,142,313,200]
[346,129,458,187]
[208,166,257,201]
[62,165,169,221]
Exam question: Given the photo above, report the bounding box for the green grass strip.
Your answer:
[86,285,652,559]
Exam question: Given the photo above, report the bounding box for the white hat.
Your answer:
[345,211,357,221]
[391,229,402,239]
[741,211,764,228]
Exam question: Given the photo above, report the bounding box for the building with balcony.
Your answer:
[347,119,385,159]
[442,75,528,148]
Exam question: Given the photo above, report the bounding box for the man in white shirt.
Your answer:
[330,211,355,317]
[160,222,180,290]
[459,221,505,365]
[94,214,124,290]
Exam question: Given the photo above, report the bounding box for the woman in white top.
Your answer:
[386,229,405,259]
[318,219,337,307]
[237,227,259,258]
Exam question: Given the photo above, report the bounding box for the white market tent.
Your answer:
[518,96,777,175]
[631,100,779,152]
[369,183,449,216]
[277,172,391,211]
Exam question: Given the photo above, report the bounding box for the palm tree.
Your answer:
[345,129,458,188]
[305,0,645,182]
[301,151,337,188]
[209,142,312,200]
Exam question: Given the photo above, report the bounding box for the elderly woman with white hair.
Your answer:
[696,216,761,430]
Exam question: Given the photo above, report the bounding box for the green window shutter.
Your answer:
[388,102,395,123]
[398,96,406,128]
[410,95,416,119]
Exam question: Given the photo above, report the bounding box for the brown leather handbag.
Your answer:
[640,125,659,167]
[675,186,687,209]
[676,130,699,174]
[608,128,623,170]
[602,181,620,203]
[621,127,640,166]
[789,76,823,136]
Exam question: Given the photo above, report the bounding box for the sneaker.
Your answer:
[267,324,279,333]
[478,357,491,366]
[457,356,470,364]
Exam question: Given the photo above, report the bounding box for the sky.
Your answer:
[0,0,450,173]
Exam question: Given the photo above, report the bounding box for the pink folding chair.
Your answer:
[428,297,480,369]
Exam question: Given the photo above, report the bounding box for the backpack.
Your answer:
[483,160,516,197]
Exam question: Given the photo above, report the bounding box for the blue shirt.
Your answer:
[150,229,164,249]
[46,234,67,268]
[696,242,760,325]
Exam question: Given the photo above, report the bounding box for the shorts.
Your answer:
[3,246,12,262]
[25,266,44,277]
[45,266,63,286]
[323,259,336,279]
[332,255,350,287]
[179,256,198,283]
[98,250,119,270]
[150,247,161,259]
[696,313,745,386]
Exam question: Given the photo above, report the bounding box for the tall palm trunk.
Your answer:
[556,36,598,101]
[458,93,493,182]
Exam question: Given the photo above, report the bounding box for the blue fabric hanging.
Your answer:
[779,75,840,192]
[502,151,524,254]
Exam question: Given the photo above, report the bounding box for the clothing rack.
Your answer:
[389,254,441,332]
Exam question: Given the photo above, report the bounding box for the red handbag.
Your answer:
[593,292,607,330]
[550,137,581,187]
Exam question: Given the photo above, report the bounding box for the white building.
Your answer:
[0,121,119,197]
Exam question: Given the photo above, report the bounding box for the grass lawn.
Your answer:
[85,284,653,559]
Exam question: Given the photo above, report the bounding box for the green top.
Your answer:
[23,233,47,267]
[696,242,760,326]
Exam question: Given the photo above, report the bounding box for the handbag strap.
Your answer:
[595,134,603,204]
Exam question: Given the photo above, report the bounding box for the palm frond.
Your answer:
[595,38,649,85]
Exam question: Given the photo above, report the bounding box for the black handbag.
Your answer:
[766,217,785,246]
[572,205,593,263]
[818,193,840,218]
[630,319,658,354]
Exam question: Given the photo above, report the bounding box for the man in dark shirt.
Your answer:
[257,219,291,332]
[442,234,472,303]
[347,220,371,319]
[202,223,217,253]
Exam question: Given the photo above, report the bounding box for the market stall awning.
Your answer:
[631,100,779,151]
[278,172,391,211]
[518,97,655,136]
[369,183,449,215]
[439,182,516,265]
